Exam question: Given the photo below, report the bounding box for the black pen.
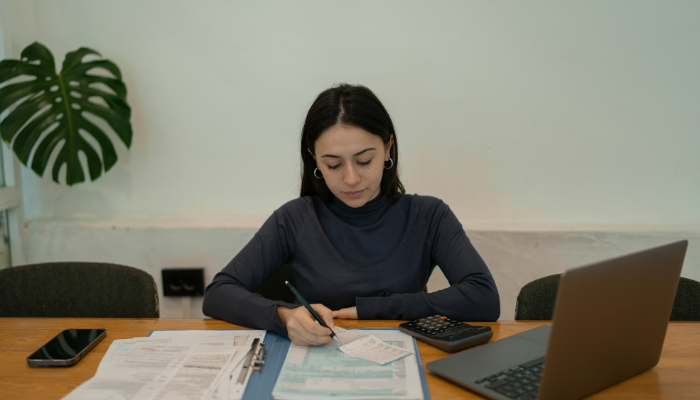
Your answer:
[285,281,342,345]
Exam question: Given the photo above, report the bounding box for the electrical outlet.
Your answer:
[161,268,205,297]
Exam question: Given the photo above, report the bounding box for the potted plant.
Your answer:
[0,42,132,185]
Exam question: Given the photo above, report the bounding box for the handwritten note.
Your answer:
[339,334,413,365]
[326,327,413,365]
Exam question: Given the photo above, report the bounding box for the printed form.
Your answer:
[148,330,266,400]
[150,350,236,400]
[62,339,196,400]
[272,329,424,400]
[60,330,265,400]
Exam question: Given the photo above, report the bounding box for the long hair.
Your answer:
[300,84,405,201]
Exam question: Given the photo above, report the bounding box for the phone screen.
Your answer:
[28,329,106,362]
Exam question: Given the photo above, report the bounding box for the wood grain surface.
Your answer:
[0,319,698,399]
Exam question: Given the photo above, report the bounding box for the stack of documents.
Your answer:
[272,329,424,400]
[61,330,265,400]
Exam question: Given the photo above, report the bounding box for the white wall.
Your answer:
[3,0,698,224]
[3,1,700,319]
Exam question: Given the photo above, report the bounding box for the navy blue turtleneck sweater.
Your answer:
[202,194,500,336]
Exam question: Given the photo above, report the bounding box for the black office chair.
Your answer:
[515,274,700,321]
[0,262,160,318]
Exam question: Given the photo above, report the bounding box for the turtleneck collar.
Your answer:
[326,192,393,224]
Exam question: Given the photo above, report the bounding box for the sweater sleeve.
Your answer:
[355,200,501,321]
[202,204,304,336]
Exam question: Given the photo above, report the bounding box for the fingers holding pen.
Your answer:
[282,282,340,345]
[311,303,336,330]
[279,304,334,346]
[301,304,335,344]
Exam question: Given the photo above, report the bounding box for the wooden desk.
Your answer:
[1,319,698,399]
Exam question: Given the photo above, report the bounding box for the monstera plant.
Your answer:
[0,42,132,185]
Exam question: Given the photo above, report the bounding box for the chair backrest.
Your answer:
[0,262,159,318]
[515,274,700,321]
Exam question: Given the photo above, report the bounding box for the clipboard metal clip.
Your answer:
[251,337,266,373]
[236,337,265,384]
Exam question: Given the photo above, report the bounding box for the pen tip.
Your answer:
[285,281,289,284]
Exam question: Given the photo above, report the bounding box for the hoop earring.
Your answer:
[313,168,323,179]
[384,158,394,170]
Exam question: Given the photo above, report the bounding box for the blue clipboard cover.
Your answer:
[244,328,431,400]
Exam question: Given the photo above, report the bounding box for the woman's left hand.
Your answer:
[333,306,358,319]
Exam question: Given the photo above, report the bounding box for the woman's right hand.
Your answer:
[277,304,335,346]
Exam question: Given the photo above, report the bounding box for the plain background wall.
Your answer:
[2,1,700,319]
[4,0,699,224]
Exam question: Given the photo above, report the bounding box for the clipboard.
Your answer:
[243,328,432,400]
[147,328,431,400]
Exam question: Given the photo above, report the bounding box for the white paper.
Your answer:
[204,349,249,400]
[326,327,414,365]
[148,329,266,400]
[62,342,194,400]
[150,349,236,400]
[60,330,266,400]
[96,337,173,373]
[338,334,413,365]
[149,330,264,348]
[324,326,365,348]
[272,329,423,400]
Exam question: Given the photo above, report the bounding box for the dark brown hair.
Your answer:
[300,84,405,201]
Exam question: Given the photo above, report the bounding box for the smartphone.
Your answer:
[27,328,107,367]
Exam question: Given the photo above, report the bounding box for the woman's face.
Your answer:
[312,124,393,208]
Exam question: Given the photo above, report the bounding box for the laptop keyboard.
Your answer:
[474,356,545,400]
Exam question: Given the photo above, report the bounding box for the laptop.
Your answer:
[426,240,688,400]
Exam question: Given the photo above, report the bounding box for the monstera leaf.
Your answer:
[0,42,132,185]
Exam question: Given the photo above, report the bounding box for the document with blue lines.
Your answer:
[271,329,424,400]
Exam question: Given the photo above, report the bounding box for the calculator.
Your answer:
[398,315,493,353]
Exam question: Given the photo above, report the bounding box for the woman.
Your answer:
[203,84,500,345]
